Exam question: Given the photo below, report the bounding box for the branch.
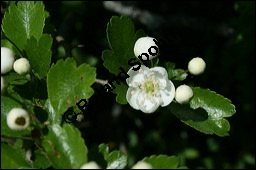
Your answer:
[94,78,108,86]
[1,135,34,141]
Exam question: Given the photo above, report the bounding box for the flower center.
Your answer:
[144,81,155,93]
[15,117,26,126]
[142,79,160,95]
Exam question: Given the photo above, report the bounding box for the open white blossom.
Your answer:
[126,65,175,113]
[131,161,153,169]
[80,161,101,169]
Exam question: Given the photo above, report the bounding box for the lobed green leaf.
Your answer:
[1,142,31,169]
[142,154,180,169]
[164,62,188,81]
[101,16,146,104]
[25,34,53,78]
[2,1,46,50]
[97,143,127,169]
[47,57,96,115]
[169,87,236,136]
[32,149,52,169]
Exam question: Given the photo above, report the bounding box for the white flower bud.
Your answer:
[131,161,153,169]
[25,149,33,164]
[134,37,159,60]
[1,76,7,94]
[80,161,101,169]
[13,58,31,75]
[188,57,206,75]
[7,108,30,130]
[175,85,193,104]
[1,47,15,74]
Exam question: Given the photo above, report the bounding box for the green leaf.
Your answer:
[164,62,188,81]
[102,16,146,74]
[1,142,31,169]
[112,83,128,104]
[25,34,53,77]
[190,87,236,118]
[98,143,127,169]
[1,39,20,56]
[44,99,62,125]
[41,124,88,169]
[2,72,29,85]
[32,149,52,169]
[1,96,31,136]
[47,57,96,115]
[142,155,180,169]
[101,16,146,104]
[107,151,127,169]
[2,1,46,50]
[98,143,109,160]
[169,87,236,136]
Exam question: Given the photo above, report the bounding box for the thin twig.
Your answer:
[25,102,45,109]
[29,111,44,129]
[5,36,26,58]
[94,78,108,86]
[170,70,189,80]
[1,135,34,141]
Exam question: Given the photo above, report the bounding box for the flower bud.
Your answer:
[80,161,101,169]
[175,84,193,104]
[188,57,206,75]
[1,47,15,74]
[134,37,159,60]
[13,58,31,75]
[7,108,30,130]
[25,149,33,164]
[131,161,153,169]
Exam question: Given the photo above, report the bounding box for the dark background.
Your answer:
[44,1,255,169]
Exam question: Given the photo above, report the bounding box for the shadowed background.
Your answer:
[43,1,255,168]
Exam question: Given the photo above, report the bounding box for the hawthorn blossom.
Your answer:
[126,65,175,113]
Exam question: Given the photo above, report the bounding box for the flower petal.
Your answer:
[137,94,160,113]
[127,65,149,87]
[126,87,141,110]
[158,78,167,89]
[150,67,168,79]
[160,80,176,107]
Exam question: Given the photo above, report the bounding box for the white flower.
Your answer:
[7,108,30,130]
[131,161,153,169]
[1,76,7,93]
[80,161,101,169]
[134,37,159,60]
[175,84,193,104]
[126,65,175,113]
[1,47,15,74]
[13,58,31,75]
[188,57,206,75]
